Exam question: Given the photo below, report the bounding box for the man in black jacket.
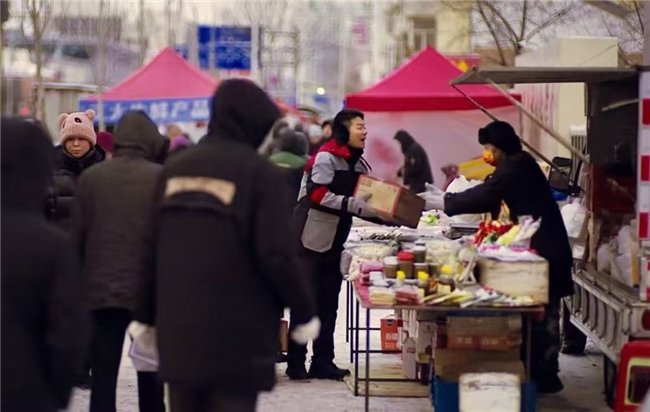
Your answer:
[138,79,318,412]
[424,120,573,394]
[72,110,169,412]
[394,130,433,194]
[2,118,88,412]
[287,108,385,381]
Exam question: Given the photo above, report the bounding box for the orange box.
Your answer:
[446,333,521,352]
[381,315,400,352]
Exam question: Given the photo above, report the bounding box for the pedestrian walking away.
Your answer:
[72,110,169,412]
[2,118,89,412]
[394,130,434,194]
[136,79,318,412]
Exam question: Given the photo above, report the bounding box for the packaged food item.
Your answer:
[383,256,399,278]
[396,271,406,287]
[428,262,440,278]
[397,250,415,279]
[414,262,429,276]
[417,271,430,294]
[413,246,427,263]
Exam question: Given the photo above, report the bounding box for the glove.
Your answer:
[425,183,445,196]
[291,317,321,344]
[347,193,380,219]
[418,191,445,211]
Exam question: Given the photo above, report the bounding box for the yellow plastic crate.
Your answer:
[458,157,495,181]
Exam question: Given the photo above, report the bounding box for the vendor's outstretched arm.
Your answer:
[444,168,511,217]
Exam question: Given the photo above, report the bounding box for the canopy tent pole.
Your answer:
[451,84,579,184]
[482,78,590,165]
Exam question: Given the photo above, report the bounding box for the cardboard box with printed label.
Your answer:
[434,348,520,379]
[478,257,549,303]
[380,315,400,352]
[353,175,425,228]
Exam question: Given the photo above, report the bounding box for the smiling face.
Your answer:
[65,137,91,158]
[347,117,367,149]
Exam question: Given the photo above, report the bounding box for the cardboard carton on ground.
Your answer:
[447,315,522,336]
[402,337,417,379]
[434,348,520,375]
[416,321,436,363]
[279,319,288,353]
[354,175,425,228]
[380,315,400,352]
[447,333,521,352]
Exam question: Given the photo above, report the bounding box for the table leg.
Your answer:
[354,299,360,396]
[346,282,350,344]
[524,313,532,412]
[365,308,370,412]
[349,286,355,364]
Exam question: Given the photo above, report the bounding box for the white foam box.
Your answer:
[459,372,521,412]
[477,257,549,303]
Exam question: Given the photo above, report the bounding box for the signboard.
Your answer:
[174,45,189,60]
[79,97,211,124]
[197,25,252,71]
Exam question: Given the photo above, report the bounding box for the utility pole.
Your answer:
[138,0,146,65]
[165,0,172,47]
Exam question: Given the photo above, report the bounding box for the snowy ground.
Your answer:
[67,286,610,412]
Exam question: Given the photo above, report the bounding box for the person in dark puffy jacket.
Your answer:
[72,110,169,412]
[2,118,89,412]
[269,128,309,200]
[45,110,105,230]
[394,130,433,194]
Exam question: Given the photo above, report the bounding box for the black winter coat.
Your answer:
[395,131,433,194]
[444,151,574,300]
[45,144,105,230]
[72,111,169,313]
[137,80,316,393]
[2,118,88,412]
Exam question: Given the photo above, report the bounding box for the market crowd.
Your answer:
[2,78,572,412]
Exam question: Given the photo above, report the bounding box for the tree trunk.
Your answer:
[33,9,44,121]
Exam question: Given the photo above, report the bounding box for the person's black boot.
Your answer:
[537,374,564,394]
[286,363,309,381]
[308,362,351,381]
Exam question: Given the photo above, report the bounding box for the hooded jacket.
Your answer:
[444,150,574,300]
[72,110,169,313]
[139,79,316,392]
[45,143,105,230]
[269,129,309,200]
[2,118,88,412]
[394,130,433,194]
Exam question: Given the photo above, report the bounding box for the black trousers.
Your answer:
[169,386,258,412]
[288,249,343,367]
[522,299,561,381]
[89,308,165,412]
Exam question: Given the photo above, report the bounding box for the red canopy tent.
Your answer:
[345,47,520,112]
[79,48,219,123]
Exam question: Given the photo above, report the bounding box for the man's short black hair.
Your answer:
[332,109,364,145]
[321,119,333,129]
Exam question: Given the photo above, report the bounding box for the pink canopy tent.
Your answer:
[344,47,521,184]
[80,48,219,124]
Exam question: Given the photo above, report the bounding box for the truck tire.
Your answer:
[604,354,617,409]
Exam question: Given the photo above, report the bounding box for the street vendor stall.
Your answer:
[344,47,521,183]
[341,206,550,412]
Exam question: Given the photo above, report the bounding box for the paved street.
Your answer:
[67,287,609,412]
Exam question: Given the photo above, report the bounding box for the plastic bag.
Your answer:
[596,243,612,273]
[445,176,484,225]
[561,202,587,239]
[618,225,633,256]
[128,322,158,372]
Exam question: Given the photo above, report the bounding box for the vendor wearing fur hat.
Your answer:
[45,110,105,230]
[422,120,573,394]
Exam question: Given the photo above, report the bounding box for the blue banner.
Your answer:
[79,97,211,124]
[197,25,252,70]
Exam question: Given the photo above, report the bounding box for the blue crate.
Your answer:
[431,376,537,412]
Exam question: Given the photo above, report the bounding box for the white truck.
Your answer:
[451,66,650,408]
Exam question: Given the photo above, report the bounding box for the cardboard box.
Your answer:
[416,321,436,363]
[402,337,417,379]
[354,175,425,228]
[478,257,549,303]
[446,333,522,351]
[380,315,400,352]
[279,319,288,353]
[447,315,522,336]
[439,360,525,382]
[434,348,520,375]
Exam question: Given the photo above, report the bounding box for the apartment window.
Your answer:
[413,29,436,50]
